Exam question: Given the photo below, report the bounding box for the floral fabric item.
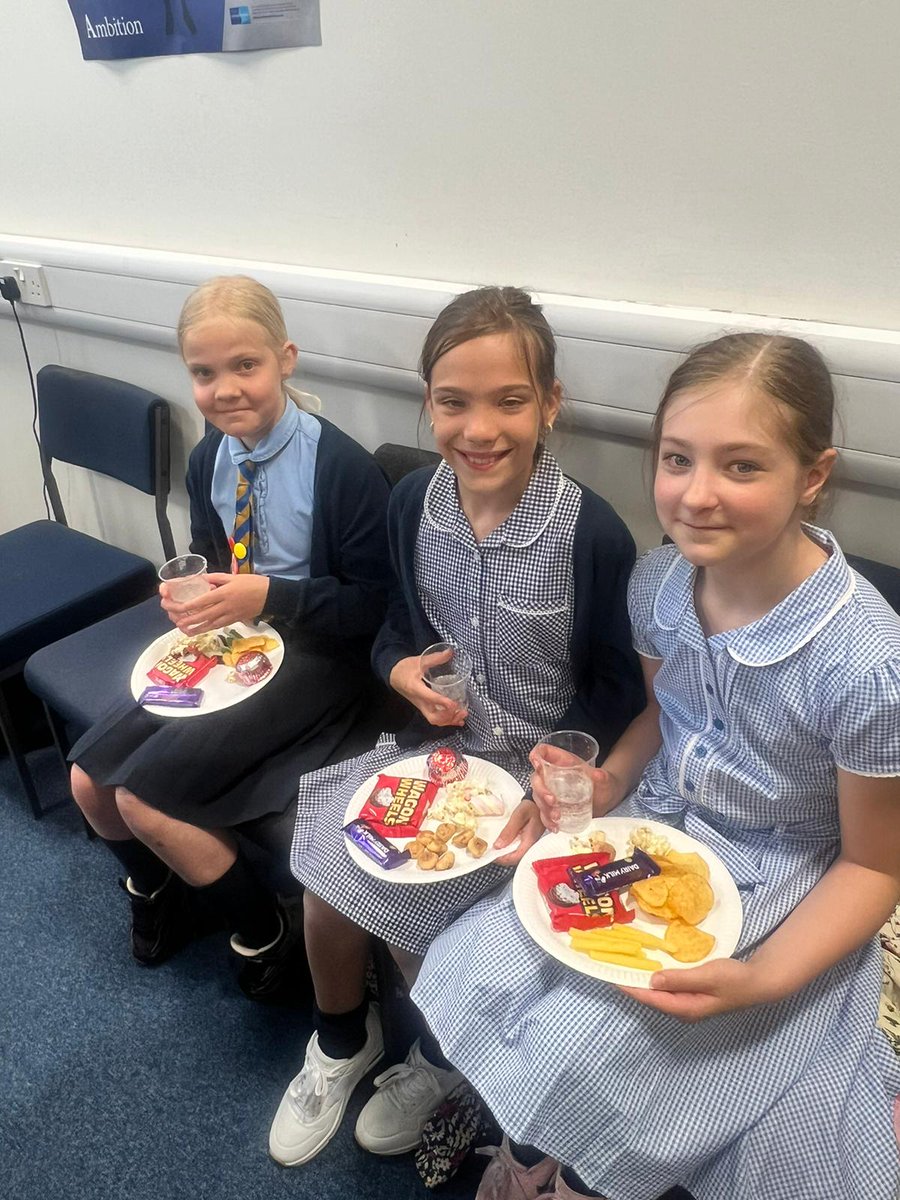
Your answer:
[879,905,900,1056]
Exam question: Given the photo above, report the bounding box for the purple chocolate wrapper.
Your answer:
[344,818,410,870]
[569,847,660,897]
[139,686,204,708]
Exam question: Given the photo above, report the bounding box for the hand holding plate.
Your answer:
[618,956,767,1022]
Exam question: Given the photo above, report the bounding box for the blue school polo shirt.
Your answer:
[211,400,320,579]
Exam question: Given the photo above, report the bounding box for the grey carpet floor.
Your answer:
[0,749,484,1200]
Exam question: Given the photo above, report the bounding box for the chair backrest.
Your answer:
[846,554,900,615]
[36,365,176,560]
[373,442,441,488]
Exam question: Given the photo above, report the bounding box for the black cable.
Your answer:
[2,281,51,519]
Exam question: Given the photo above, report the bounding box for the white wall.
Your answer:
[1,3,899,568]
[4,2,900,327]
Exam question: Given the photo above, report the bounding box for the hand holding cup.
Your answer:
[531,730,599,834]
[420,642,471,708]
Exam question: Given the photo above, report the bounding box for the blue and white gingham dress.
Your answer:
[413,531,900,1200]
[291,452,583,952]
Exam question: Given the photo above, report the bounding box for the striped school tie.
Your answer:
[231,460,258,573]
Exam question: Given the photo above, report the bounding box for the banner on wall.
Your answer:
[67,0,321,60]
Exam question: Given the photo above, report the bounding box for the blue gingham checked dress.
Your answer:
[413,530,900,1200]
[291,452,584,953]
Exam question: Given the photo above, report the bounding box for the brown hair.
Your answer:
[177,275,320,412]
[421,286,558,416]
[651,333,835,516]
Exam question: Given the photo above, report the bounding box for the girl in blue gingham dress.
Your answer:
[414,334,900,1200]
[268,288,644,1171]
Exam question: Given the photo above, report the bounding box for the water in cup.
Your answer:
[430,671,468,705]
[533,729,599,835]
[170,577,211,602]
[420,642,471,707]
[158,554,211,604]
[550,772,594,833]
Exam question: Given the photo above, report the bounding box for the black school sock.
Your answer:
[101,836,169,897]
[314,997,370,1060]
[197,853,281,949]
[405,1003,453,1071]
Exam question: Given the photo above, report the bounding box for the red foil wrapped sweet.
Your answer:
[426,747,468,785]
[533,851,636,932]
[233,650,272,687]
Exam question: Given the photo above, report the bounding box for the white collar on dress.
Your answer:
[422,446,569,549]
[652,526,856,667]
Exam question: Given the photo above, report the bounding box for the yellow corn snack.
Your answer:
[586,950,662,970]
[231,635,267,654]
[571,927,667,952]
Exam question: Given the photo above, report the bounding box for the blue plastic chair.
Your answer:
[2,365,175,817]
[846,554,900,614]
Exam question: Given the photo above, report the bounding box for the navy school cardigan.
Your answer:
[371,467,646,755]
[186,416,392,646]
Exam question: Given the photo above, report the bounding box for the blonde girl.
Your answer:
[70,276,392,1004]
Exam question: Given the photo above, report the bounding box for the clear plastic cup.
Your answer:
[533,729,599,833]
[420,642,471,706]
[158,554,211,604]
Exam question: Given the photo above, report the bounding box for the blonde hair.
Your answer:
[177,275,320,413]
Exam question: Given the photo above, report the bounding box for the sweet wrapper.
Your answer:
[344,819,411,870]
[139,686,204,708]
[568,848,660,898]
[358,774,438,838]
[533,851,636,931]
[147,648,218,689]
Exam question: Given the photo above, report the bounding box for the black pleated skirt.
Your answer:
[69,634,370,828]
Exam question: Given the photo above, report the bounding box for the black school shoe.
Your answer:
[230,895,312,1008]
[119,870,205,966]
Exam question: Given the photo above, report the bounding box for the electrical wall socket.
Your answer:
[0,261,52,307]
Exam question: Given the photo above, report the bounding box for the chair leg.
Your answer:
[42,702,72,774]
[0,683,43,819]
[42,703,95,840]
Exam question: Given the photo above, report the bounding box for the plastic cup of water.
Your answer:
[420,642,471,706]
[533,729,599,833]
[158,554,211,604]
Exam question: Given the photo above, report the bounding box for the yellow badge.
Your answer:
[234,543,247,560]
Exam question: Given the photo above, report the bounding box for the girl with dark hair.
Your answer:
[268,286,645,1168]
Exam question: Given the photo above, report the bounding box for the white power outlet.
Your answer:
[1,261,52,307]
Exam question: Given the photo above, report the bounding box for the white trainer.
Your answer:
[354,1037,462,1155]
[268,1003,383,1166]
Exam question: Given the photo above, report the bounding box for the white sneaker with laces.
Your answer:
[354,1037,463,1155]
[268,1002,383,1166]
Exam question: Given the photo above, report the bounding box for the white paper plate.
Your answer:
[130,621,284,718]
[512,817,742,989]
[343,754,524,885]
